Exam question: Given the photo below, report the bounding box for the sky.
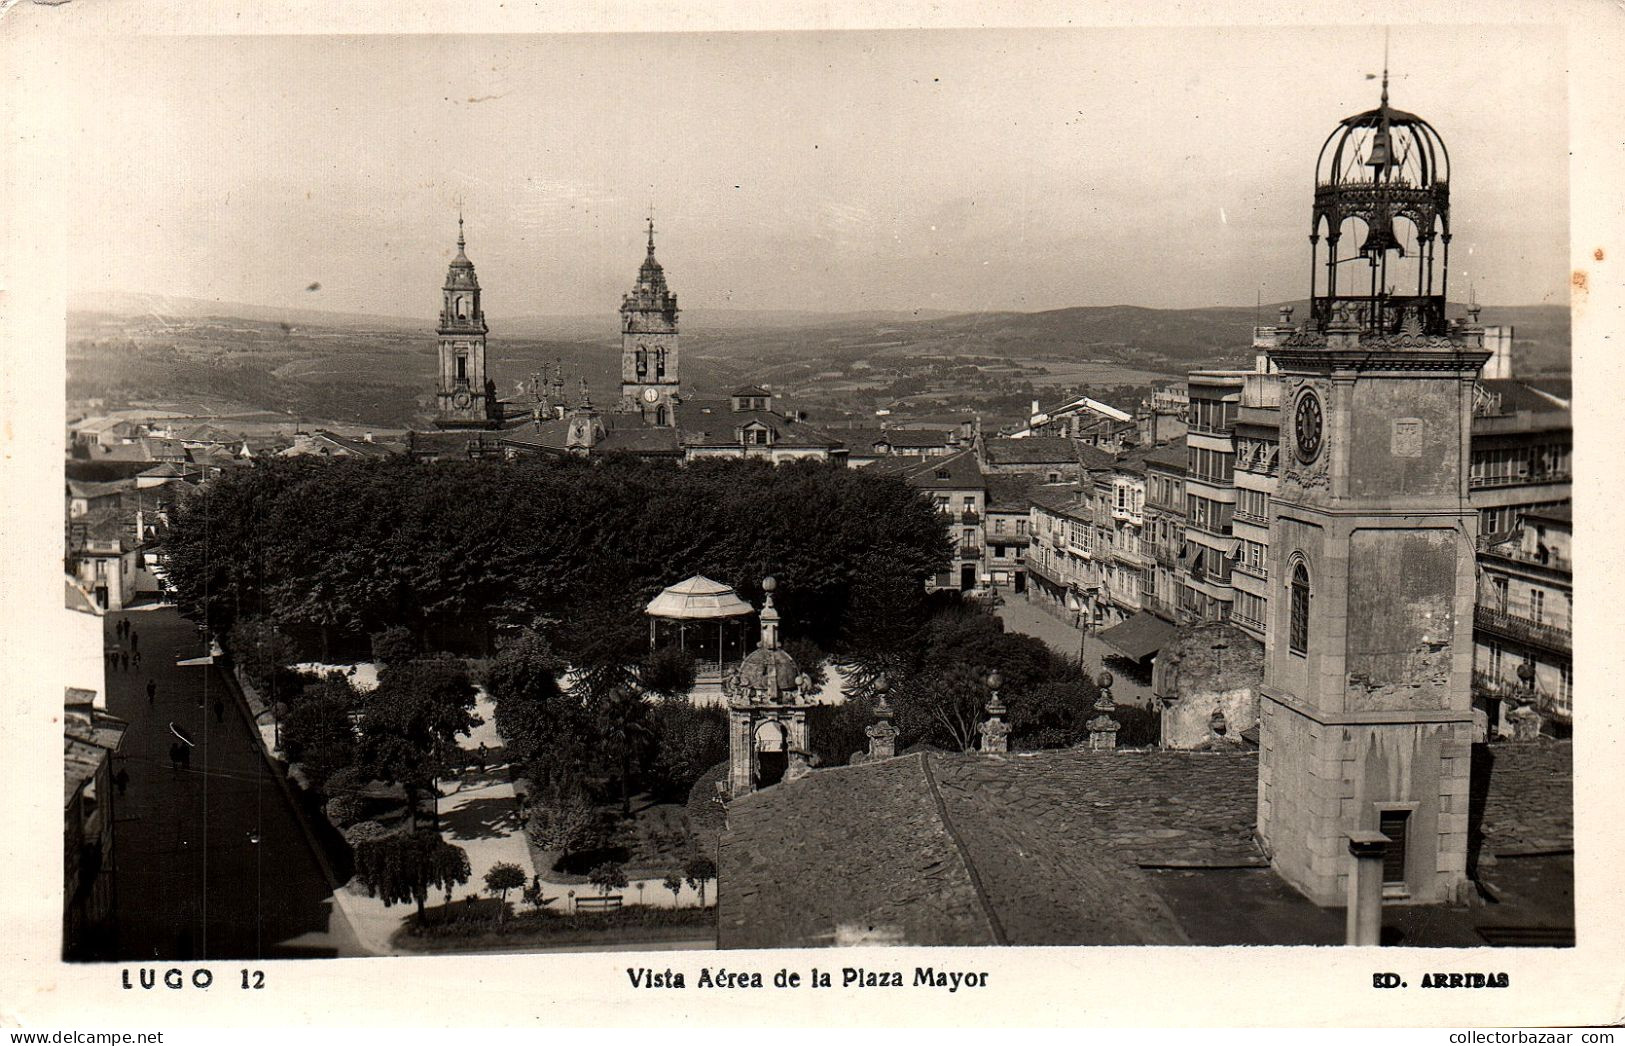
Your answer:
[61,26,1570,318]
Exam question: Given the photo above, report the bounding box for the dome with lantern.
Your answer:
[1307,71,1454,338]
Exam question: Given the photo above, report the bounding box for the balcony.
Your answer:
[1472,671,1571,726]
[1481,544,1573,574]
[1232,561,1268,582]
[958,511,981,525]
[957,543,982,559]
[1232,510,1269,528]
[1150,544,1180,569]
[1469,470,1572,491]
[1474,604,1571,655]
[1232,610,1266,634]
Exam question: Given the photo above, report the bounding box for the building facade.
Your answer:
[1229,360,1283,641]
[1182,371,1244,624]
[1472,507,1572,737]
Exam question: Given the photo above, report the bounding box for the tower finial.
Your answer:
[1381,29,1390,108]
[647,204,656,255]
[457,206,466,251]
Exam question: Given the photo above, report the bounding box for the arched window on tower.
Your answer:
[656,404,668,427]
[655,348,666,379]
[1289,559,1310,656]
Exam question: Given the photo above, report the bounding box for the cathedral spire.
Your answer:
[647,207,657,256]
[457,210,466,252]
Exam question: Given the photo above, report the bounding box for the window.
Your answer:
[1289,560,1310,655]
[1492,576,1509,612]
[1379,809,1411,886]
[1560,663,1573,707]
[1016,519,1027,535]
[456,355,467,381]
[993,544,1006,559]
[994,518,1006,534]
[1488,641,1503,678]
[1530,589,1545,625]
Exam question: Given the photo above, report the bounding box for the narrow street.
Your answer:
[101,606,356,961]
[995,593,1157,708]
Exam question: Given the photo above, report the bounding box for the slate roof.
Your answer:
[498,415,685,457]
[983,475,1043,512]
[1027,484,1091,518]
[718,741,1573,949]
[719,754,998,948]
[683,409,845,449]
[1142,444,1188,472]
[894,448,984,491]
[982,436,1082,466]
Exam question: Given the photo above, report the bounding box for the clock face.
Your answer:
[453,389,473,409]
[642,387,660,404]
[1294,389,1324,462]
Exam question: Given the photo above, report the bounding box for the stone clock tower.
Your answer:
[1256,76,1490,907]
[434,215,498,429]
[618,218,680,427]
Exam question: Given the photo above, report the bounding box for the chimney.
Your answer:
[363,431,374,443]
[1345,831,1389,945]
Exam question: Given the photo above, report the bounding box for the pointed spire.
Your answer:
[1380,29,1391,109]
[646,205,657,256]
[457,208,466,251]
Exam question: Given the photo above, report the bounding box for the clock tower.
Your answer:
[434,214,498,429]
[1256,75,1490,907]
[618,217,680,427]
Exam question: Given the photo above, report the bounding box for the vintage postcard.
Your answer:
[2,0,1621,1029]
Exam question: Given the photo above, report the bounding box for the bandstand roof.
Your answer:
[645,575,755,620]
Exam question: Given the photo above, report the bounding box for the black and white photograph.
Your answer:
[5,0,1622,1030]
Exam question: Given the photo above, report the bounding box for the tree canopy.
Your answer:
[164,455,951,658]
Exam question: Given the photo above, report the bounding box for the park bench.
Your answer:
[574,895,623,913]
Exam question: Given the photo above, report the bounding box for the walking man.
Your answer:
[121,650,129,672]
[130,629,139,653]
[133,649,142,669]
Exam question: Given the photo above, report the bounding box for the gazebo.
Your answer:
[645,576,756,702]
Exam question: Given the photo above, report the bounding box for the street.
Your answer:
[101,606,356,961]
[995,593,1157,708]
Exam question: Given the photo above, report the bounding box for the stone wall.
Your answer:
[1155,621,1264,749]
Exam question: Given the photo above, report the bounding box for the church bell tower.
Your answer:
[1256,74,1490,907]
[434,214,498,429]
[618,217,680,427]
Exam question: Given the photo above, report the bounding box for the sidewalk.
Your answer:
[996,594,1157,708]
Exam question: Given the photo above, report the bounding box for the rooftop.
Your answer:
[982,436,1084,466]
[719,741,1573,949]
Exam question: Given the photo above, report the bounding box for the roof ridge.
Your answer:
[919,752,1008,946]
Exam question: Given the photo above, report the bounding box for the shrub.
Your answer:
[325,793,365,827]
[639,646,697,699]
[646,702,727,800]
[344,820,390,847]
[588,861,628,897]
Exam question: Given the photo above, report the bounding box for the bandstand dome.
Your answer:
[645,575,755,620]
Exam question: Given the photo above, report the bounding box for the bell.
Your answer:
[1365,128,1393,169]
[1359,218,1404,259]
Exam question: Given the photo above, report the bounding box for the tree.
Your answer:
[483,862,528,923]
[353,830,472,920]
[279,675,361,792]
[588,861,628,899]
[228,617,299,694]
[1009,679,1099,750]
[370,625,420,667]
[355,657,480,828]
[781,637,828,693]
[662,871,684,908]
[683,855,717,907]
[593,685,655,816]
[482,630,582,776]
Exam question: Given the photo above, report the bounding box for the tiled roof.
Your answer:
[718,741,1572,948]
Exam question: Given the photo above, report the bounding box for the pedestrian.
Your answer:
[131,629,139,653]
[147,679,156,704]
[133,649,142,669]
[114,767,130,796]
[477,742,489,774]
[213,697,225,724]
[121,651,129,672]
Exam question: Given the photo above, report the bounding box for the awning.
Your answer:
[1097,610,1178,661]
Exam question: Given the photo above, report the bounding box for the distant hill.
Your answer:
[65,296,1570,432]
